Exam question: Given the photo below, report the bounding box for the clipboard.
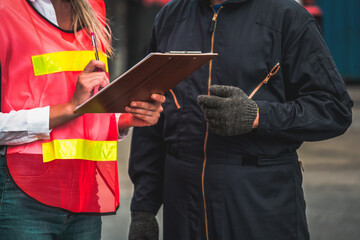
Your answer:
[74,52,218,113]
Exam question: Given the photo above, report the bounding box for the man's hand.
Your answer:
[128,211,159,240]
[118,94,166,131]
[197,85,258,136]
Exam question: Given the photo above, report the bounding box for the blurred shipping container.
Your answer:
[311,0,360,82]
[105,0,360,83]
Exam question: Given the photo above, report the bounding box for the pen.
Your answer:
[91,32,102,94]
[90,32,99,61]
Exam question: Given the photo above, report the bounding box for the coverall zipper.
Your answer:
[248,62,280,99]
[202,6,223,240]
[169,89,182,110]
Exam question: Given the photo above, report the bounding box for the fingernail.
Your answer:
[131,102,137,107]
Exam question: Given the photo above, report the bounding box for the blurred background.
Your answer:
[101,0,360,239]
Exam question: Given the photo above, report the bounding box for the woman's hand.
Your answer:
[118,94,166,131]
[50,60,108,129]
[69,60,109,109]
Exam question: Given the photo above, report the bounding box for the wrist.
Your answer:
[131,211,155,221]
[252,108,259,128]
[118,113,133,131]
[49,102,82,129]
[65,102,78,116]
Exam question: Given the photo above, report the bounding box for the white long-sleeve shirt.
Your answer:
[30,0,58,25]
[0,0,125,147]
[0,0,54,146]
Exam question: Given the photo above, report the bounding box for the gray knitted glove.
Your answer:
[128,211,159,240]
[197,85,258,136]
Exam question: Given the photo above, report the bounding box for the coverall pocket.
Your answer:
[308,52,345,100]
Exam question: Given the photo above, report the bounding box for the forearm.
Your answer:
[129,122,166,215]
[49,102,81,130]
[256,94,352,141]
[252,111,259,128]
[0,107,50,145]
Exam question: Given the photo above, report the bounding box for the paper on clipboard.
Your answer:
[74,52,218,113]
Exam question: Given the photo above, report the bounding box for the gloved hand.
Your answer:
[128,211,159,240]
[197,85,258,136]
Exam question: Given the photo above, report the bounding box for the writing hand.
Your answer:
[69,60,109,110]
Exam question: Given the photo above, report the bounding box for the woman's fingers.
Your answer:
[126,105,161,116]
[82,60,107,73]
[124,94,166,127]
[128,101,162,113]
[151,93,166,104]
[127,93,165,112]
[70,67,109,108]
[127,93,165,114]
[78,73,108,90]
[126,112,159,126]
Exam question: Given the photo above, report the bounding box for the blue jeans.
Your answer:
[0,154,102,240]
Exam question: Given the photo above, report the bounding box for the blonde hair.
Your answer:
[70,0,113,57]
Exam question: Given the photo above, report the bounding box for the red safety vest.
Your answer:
[0,0,119,214]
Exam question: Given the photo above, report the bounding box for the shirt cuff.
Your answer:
[27,106,51,139]
[115,113,129,140]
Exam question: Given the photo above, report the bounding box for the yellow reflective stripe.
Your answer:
[32,51,108,76]
[42,139,117,163]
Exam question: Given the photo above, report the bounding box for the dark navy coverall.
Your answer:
[129,0,353,239]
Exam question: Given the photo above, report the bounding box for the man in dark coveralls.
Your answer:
[127,0,353,239]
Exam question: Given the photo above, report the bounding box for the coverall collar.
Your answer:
[223,0,250,3]
[203,0,250,4]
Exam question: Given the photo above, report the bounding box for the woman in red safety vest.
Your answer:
[0,0,164,239]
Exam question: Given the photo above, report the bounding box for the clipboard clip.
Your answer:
[167,51,202,54]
